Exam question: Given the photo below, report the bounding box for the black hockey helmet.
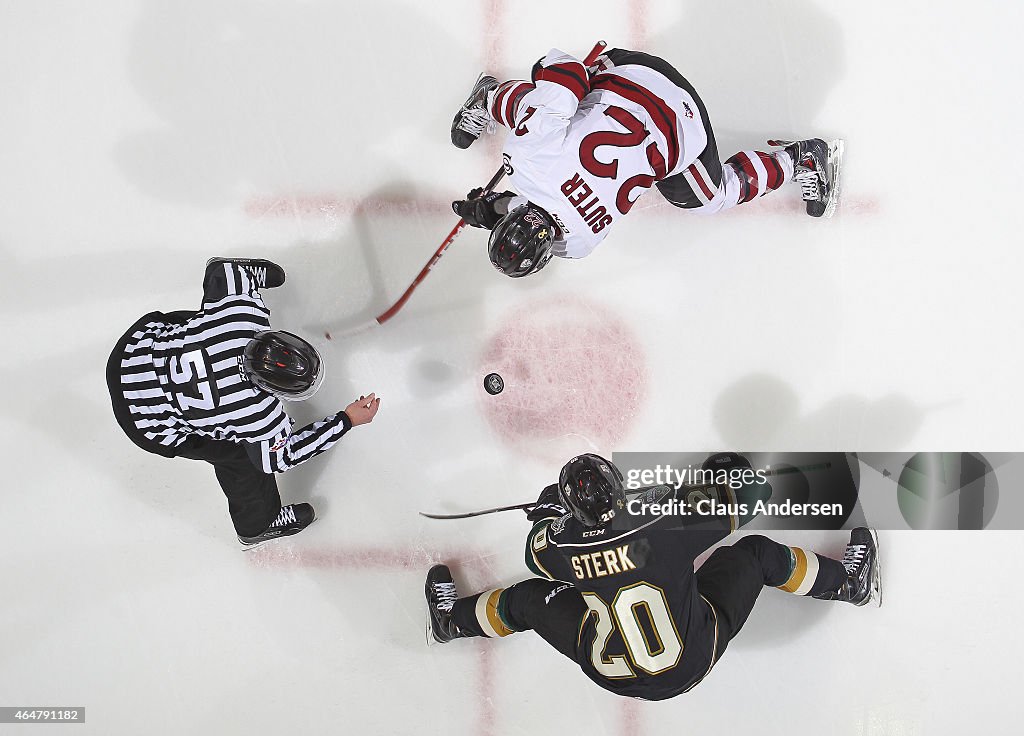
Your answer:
[242,330,323,400]
[487,202,556,278]
[558,454,626,527]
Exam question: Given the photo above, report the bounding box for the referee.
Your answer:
[107,257,380,546]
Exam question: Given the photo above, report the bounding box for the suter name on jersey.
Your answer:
[560,173,614,234]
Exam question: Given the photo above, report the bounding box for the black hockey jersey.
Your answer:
[524,484,737,700]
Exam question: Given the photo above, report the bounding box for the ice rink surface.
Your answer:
[2,1,1022,733]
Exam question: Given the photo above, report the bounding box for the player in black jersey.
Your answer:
[425,454,880,701]
[107,258,381,547]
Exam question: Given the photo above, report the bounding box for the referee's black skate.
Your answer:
[206,257,286,289]
[238,503,315,548]
[769,138,843,218]
[813,527,881,607]
[425,564,463,644]
[451,74,498,149]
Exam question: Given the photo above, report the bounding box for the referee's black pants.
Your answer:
[171,436,282,538]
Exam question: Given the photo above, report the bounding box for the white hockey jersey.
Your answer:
[487,49,711,259]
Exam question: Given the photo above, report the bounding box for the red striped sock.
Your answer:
[724,150,790,204]
[488,81,534,128]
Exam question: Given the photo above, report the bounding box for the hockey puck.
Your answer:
[484,373,504,395]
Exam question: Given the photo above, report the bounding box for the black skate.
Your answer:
[814,527,882,606]
[451,74,498,149]
[238,503,315,548]
[425,564,463,644]
[206,257,286,289]
[769,138,844,218]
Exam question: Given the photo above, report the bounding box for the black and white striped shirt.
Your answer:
[114,262,351,473]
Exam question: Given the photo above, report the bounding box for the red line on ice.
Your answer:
[483,0,506,165]
[243,194,452,219]
[475,642,497,736]
[246,544,492,571]
[630,0,650,48]
[619,698,643,736]
[244,192,878,219]
[483,0,505,72]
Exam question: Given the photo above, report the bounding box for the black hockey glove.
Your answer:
[702,452,752,475]
[698,452,772,528]
[525,483,566,523]
[452,188,514,230]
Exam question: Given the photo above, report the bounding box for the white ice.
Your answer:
[2,1,1022,734]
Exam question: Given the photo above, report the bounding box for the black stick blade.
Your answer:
[418,502,534,520]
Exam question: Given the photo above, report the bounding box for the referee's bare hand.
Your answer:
[344,393,381,426]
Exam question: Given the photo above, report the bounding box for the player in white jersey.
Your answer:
[451,48,842,277]
[107,258,381,547]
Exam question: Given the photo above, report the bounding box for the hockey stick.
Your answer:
[371,39,609,328]
[374,165,508,325]
[763,461,831,476]
[323,162,507,339]
[419,460,833,520]
[419,501,535,520]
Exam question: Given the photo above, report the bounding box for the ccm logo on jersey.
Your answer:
[560,173,614,233]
